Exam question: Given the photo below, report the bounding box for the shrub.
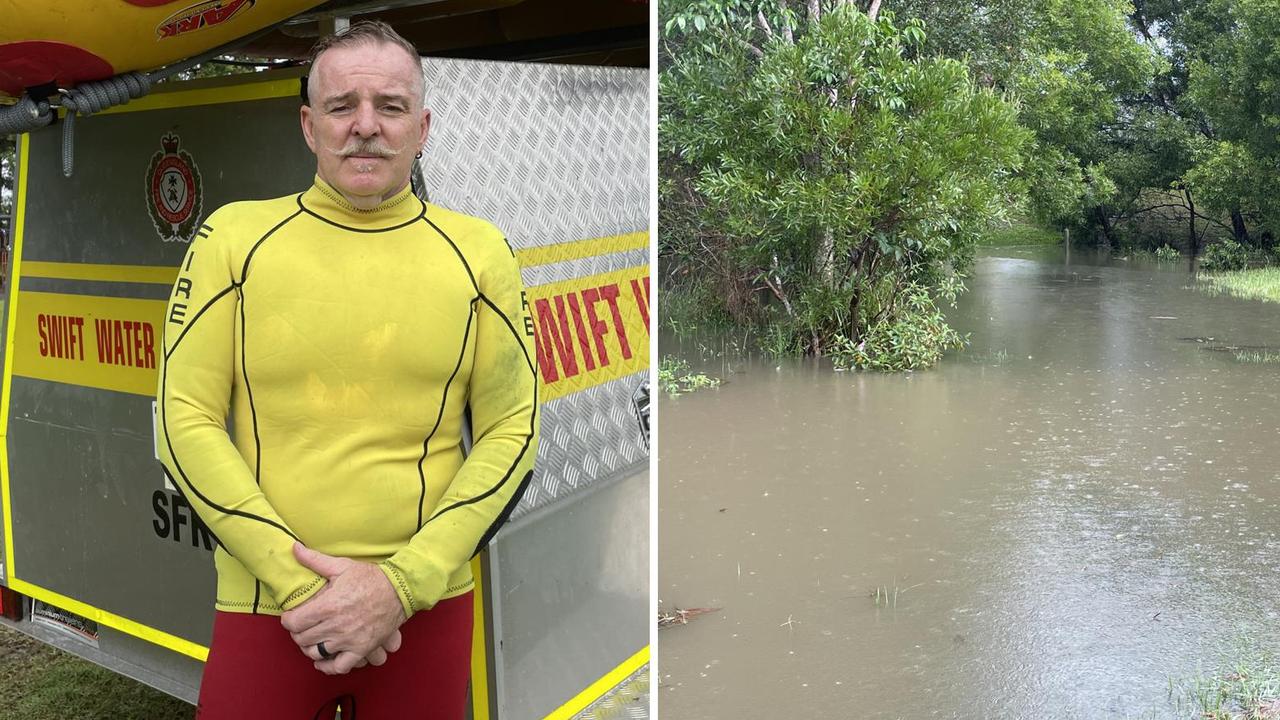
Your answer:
[827,286,966,371]
[1200,240,1249,271]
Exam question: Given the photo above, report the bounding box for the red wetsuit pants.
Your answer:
[196,592,473,720]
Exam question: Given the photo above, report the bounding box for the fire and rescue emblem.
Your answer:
[145,133,203,243]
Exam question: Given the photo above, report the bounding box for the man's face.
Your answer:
[300,41,430,208]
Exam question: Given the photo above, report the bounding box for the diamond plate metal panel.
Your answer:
[421,59,648,248]
[574,664,650,720]
[521,249,649,288]
[515,370,648,518]
[418,58,650,517]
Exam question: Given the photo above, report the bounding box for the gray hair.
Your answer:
[306,20,424,107]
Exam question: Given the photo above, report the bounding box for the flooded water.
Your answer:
[658,247,1280,719]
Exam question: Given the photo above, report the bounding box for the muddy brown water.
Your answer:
[658,248,1280,719]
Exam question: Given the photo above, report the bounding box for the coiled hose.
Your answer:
[0,95,53,135]
[3,22,276,176]
[60,72,152,176]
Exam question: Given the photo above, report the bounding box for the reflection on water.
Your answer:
[658,248,1280,719]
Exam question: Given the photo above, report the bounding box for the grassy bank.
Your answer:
[976,222,1062,247]
[1166,645,1280,720]
[0,624,193,719]
[1198,267,1280,304]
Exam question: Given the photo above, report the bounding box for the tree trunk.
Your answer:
[1186,189,1199,256]
[818,227,834,286]
[1094,206,1115,248]
[1231,208,1250,246]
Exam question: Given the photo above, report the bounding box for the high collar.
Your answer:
[299,175,422,231]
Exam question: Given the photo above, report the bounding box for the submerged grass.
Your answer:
[967,347,1010,366]
[1125,635,1280,719]
[1170,647,1280,720]
[1233,350,1280,364]
[1198,267,1280,305]
[868,578,923,609]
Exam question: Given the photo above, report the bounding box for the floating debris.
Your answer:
[658,607,721,629]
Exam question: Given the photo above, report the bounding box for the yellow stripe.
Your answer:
[7,263,650,401]
[544,646,650,720]
[7,578,208,661]
[11,292,165,397]
[21,261,178,286]
[2,133,31,583]
[470,555,491,720]
[96,77,301,115]
[528,265,650,403]
[515,232,648,268]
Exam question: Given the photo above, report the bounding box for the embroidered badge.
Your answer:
[145,133,203,243]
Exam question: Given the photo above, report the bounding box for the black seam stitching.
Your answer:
[160,212,310,544]
[282,577,325,607]
[416,304,476,529]
[161,467,229,553]
[425,380,538,525]
[471,469,534,556]
[426,290,540,525]
[446,579,474,594]
[235,206,301,490]
[478,293,535,373]
[216,598,280,609]
[382,560,416,612]
[314,181,415,214]
[162,335,302,540]
[420,216,479,293]
[240,205,303,285]
[296,194,425,233]
[239,290,263,486]
[163,285,237,361]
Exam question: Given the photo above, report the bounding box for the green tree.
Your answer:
[1185,0,1280,245]
[661,1,1027,368]
[895,0,1160,244]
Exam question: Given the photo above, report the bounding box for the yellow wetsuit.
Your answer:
[156,176,539,617]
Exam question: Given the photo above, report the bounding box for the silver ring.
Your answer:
[316,641,334,660]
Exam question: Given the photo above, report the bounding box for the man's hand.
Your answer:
[281,543,408,675]
[342,629,404,671]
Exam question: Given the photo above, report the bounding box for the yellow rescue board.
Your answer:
[0,0,324,99]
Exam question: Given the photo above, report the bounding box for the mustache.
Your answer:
[324,138,405,159]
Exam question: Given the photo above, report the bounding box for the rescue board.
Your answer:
[0,0,324,99]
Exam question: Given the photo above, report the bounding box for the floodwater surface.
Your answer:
[659,248,1280,719]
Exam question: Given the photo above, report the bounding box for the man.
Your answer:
[156,20,539,719]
